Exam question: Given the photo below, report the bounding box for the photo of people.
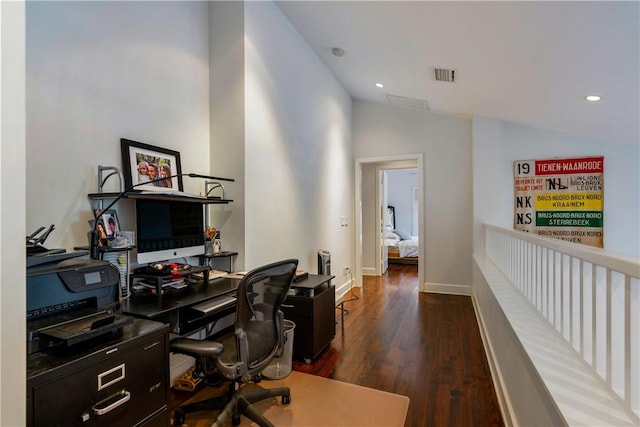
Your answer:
[107,216,118,236]
[135,153,172,188]
[159,163,173,188]
[96,220,108,246]
[137,161,150,183]
[94,209,120,238]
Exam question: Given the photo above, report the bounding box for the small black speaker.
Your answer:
[318,250,331,275]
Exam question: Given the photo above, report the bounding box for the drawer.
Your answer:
[31,335,167,427]
[281,296,312,317]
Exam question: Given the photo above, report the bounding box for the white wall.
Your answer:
[472,116,640,258]
[354,101,473,288]
[26,1,211,251]
[243,2,354,277]
[209,2,245,269]
[1,2,26,424]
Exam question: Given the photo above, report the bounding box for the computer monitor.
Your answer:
[135,199,204,264]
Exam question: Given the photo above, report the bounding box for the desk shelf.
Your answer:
[199,251,238,272]
[88,191,233,204]
[129,265,211,299]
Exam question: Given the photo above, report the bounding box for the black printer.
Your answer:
[27,257,132,355]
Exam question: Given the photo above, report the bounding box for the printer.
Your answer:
[27,256,132,355]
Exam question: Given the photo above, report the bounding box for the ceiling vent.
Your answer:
[434,67,455,82]
[386,94,430,112]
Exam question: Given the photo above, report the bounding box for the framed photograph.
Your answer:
[121,138,183,191]
[89,218,109,246]
[95,209,120,238]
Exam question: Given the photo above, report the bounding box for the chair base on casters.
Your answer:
[173,381,291,427]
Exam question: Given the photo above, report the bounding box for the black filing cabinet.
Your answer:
[281,274,335,363]
[27,318,169,427]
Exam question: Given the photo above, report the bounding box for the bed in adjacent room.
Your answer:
[384,206,419,265]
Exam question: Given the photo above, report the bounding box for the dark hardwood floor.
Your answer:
[293,263,504,427]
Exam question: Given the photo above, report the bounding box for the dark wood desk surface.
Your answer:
[291,274,334,289]
[121,277,240,319]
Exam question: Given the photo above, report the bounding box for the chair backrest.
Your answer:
[234,259,298,378]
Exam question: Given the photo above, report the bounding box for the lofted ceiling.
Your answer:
[275,1,639,146]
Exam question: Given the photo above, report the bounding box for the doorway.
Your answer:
[382,167,419,273]
[354,154,424,292]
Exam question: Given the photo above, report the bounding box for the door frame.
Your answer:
[376,167,389,276]
[354,154,424,291]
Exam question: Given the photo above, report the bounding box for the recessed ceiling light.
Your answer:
[375,83,384,88]
[585,95,601,102]
[331,47,345,57]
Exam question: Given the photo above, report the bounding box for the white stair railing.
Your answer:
[484,224,640,419]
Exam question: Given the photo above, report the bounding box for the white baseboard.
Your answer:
[334,278,352,304]
[362,267,376,276]
[471,293,516,427]
[422,282,472,295]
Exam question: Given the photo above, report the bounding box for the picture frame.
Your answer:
[89,209,121,246]
[96,209,120,238]
[89,218,108,246]
[121,138,183,191]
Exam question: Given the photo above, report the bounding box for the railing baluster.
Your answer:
[625,274,632,411]
[591,260,599,371]
[543,247,548,318]
[579,258,584,356]
[605,268,612,387]
[537,245,541,311]
[630,276,639,417]
[563,253,570,340]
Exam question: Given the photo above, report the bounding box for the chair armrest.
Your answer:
[170,338,224,358]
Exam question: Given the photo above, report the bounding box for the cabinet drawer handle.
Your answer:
[144,341,160,351]
[281,304,294,308]
[97,363,125,390]
[93,390,131,416]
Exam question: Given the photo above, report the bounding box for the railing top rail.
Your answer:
[485,223,640,279]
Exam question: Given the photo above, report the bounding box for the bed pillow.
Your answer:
[394,229,412,241]
[384,230,400,239]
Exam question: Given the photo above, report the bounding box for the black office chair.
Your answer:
[170,259,298,427]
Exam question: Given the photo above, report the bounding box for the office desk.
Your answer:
[122,274,336,362]
[122,277,240,336]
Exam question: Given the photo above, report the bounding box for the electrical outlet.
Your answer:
[343,267,348,276]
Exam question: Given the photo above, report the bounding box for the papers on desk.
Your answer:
[294,269,308,282]
[131,278,188,294]
[138,190,201,198]
[191,270,246,281]
[192,269,228,280]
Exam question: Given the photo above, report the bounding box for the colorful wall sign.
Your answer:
[513,156,604,248]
